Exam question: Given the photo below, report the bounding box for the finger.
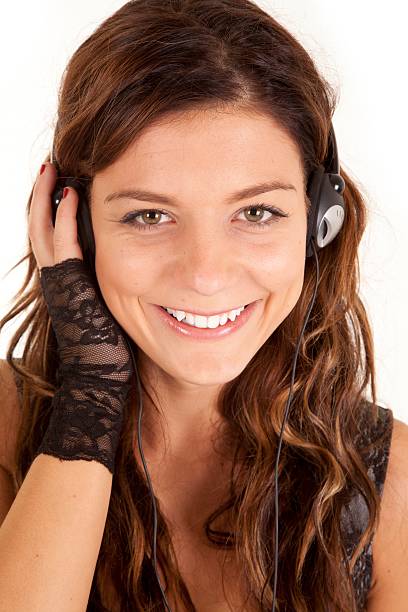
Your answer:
[53,187,84,265]
[28,162,58,269]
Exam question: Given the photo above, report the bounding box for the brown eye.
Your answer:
[243,206,271,222]
[238,204,288,230]
[120,209,171,231]
[140,210,163,225]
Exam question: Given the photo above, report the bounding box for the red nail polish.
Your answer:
[63,187,70,199]
[40,164,46,175]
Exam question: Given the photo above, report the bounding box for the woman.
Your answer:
[0,1,406,610]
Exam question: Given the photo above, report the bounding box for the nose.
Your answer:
[176,225,240,296]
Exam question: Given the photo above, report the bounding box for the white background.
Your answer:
[1,1,406,423]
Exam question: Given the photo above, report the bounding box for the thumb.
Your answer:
[53,187,84,265]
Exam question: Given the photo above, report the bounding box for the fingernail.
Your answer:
[40,164,46,175]
[62,187,70,199]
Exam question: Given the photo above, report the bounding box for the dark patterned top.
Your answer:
[341,402,393,610]
[10,360,393,611]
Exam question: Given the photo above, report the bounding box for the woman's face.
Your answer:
[90,108,307,395]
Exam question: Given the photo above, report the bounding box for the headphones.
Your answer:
[49,122,345,611]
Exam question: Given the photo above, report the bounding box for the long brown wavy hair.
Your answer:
[0,1,389,610]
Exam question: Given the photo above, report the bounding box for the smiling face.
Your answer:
[89,107,308,424]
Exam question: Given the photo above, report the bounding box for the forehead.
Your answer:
[93,109,304,195]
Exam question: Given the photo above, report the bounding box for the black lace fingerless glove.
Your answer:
[34,258,134,474]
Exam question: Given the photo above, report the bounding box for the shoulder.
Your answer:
[368,417,408,610]
[0,359,22,476]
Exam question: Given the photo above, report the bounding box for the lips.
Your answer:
[160,304,249,319]
[153,299,259,341]
[159,303,251,318]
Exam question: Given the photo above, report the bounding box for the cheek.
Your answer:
[92,217,149,292]
[261,239,305,290]
[260,240,306,328]
[94,246,160,304]
[95,251,128,295]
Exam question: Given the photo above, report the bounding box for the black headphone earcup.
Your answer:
[305,165,345,259]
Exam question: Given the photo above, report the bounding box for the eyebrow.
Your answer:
[104,179,297,206]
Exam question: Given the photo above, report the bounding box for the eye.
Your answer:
[119,203,289,232]
[240,204,288,229]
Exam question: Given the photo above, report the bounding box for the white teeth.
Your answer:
[164,305,246,328]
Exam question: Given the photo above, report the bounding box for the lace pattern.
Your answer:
[34,258,133,474]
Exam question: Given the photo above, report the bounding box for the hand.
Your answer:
[29,162,83,268]
[28,162,134,473]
